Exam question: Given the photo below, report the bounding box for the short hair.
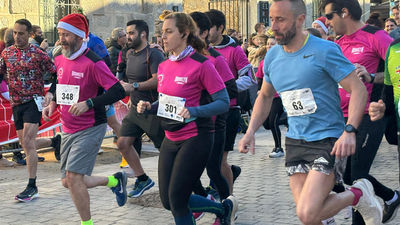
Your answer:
[227,28,236,36]
[0,27,7,40]
[254,23,264,32]
[32,25,41,34]
[126,20,149,40]
[189,11,211,34]
[385,18,397,26]
[111,27,125,41]
[392,5,399,11]
[306,27,322,38]
[366,12,383,29]
[321,0,362,21]
[15,19,32,33]
[205,9,226,33]
[272,0,306,17]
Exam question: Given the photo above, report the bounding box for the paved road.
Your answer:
[0,128,399,225]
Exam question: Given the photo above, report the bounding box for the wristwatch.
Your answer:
[132,82,139,91]
[369,73,375,84]
[344,124,358,134]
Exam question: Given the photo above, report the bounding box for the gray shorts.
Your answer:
[60,124,107,178]
[285,137,347,184]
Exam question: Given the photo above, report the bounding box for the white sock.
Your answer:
[385,191,398,205]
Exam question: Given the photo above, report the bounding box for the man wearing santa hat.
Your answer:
[312,16,330,40]
[42,13,127,225]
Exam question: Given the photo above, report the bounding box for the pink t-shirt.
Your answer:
[54,49,119,134]
[157,52,226,141]
[0,80,8,93]
[206,48,236,106]
[215,45,250,79]
[335,25,392,117]
[256,59,279,98]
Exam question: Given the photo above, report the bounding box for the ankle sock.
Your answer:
[349,187,363,206]
[28,177,36,188]
[137,174,148,182]
[81,219,93,225]
[386,191,398,205]
[107,176,118,188]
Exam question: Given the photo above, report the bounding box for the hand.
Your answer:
[42,101,57,121]
[137,100,150,113]
[354,63,371,83]
[68,101,89,116]
[178,107,190,119]
[44,92,53,107]
[369,100,385,121]
[127,99,132,109]
[331,132,356,159]
[40,39,49,50]
[238,132,255,154]
[150,43,164,53]
[119,80,133,93]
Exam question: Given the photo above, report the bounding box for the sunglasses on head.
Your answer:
[325,11,338,20]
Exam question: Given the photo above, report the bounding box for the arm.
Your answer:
[331,70,368,158]
[186,88,229,118]
[236,64,257,92]
[239,81,276,154]
[120,73,158,93]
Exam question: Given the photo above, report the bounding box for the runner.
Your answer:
[323,0,400,223]
[0,19,57,201]
[118,19,164,197]
[368,38,400,223]
[42,14,127,225]
[137,12,237,225]
[239,0,382,224]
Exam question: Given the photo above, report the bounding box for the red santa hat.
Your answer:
[312,16,329,35]
[57,13,89,41]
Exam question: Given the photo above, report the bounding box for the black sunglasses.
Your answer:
[325,11,338,20]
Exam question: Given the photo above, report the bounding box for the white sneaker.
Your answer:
[322,217,336,225]
[341,205,352,219]
[352,178,383,225]
[0,157,15,167]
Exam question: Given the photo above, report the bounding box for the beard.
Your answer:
[61,39,80,58]
[127,35,142,49]
[275,22,297,46]
[33,35,44,44]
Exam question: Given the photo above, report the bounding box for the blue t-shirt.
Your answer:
[88,33,109,59]
[263,34,355,141]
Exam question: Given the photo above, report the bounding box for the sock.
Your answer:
[349,187,363,206]
[81,219,93,225]
[137,174,148,182]
[386,191,398,205]
[106,176,118,188]
[28,177,36,188]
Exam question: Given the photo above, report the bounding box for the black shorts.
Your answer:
[224,108,241,151]
[120,107,164,148]
[12,100,42,130]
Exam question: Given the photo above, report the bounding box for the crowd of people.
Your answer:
[0,0,400,225]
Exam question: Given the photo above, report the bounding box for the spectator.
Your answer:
[385,18,397,34]
[107,27,127,75]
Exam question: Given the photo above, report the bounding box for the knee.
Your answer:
[117,138,130,151]
[296,206,320,225]
[65,172,83,187]
[160,194,171,211]
[61,178,68,188]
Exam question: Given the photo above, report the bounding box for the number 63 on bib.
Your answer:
[280,88,317,117]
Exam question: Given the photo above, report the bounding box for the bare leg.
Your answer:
[117,136,145,176]
[20,123,39,179]
[221,152,233,194]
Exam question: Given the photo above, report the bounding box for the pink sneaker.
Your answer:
[213,217,221,225]
[193,212,205,221]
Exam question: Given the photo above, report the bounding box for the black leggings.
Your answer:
[343,115,394,225]
[158,131,213,217]
[192,129,230,200]
[263,97,284,148]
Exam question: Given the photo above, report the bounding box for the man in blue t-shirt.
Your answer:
[239,0,383,224]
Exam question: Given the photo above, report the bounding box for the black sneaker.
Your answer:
[15,186,38,202]
[220,195,238,225]
[231,165,241,183]
[12,154,26,165]
[382,190,400,223]
[51,134,61,161]
[269,147,284,158]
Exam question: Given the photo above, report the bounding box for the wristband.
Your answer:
[86,98,94,109]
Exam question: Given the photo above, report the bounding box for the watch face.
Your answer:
[345,124,355,132]
[133,83,139,88]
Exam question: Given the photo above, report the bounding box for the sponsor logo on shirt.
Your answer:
[57,68,63,79]
[71,71,84,79]
[174,76,188,85]
[158,74,164,86]
[351,47,364,55]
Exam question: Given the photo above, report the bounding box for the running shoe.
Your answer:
[213,217,221,225]
[322,217,336,225]
[382,190,400,223]
[206,186,220,202]
[128,177,154,198]
[352,178,382,225]
[52,134,61,161]
[231,165,241,183]
[193,212,205,221]
[0,157,15,167]
[12,154,26,165]
[15,186,38,202]
[220,195,238,225]
[110,171,127,207]
[269,147,284,158]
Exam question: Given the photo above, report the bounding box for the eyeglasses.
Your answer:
[325,11,338,20]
